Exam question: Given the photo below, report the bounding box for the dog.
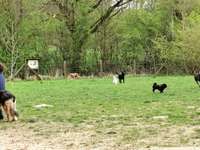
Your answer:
[68,73,80,79]
[117,71,125,83]
[0,91,18,121]
[113,75,119,85]
[152,83,167,93]
[194,73,200,87]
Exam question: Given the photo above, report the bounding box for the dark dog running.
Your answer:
[117,72,125,83]
[194,73,200,87]
[152,83,167,93]
[0,91,18,121]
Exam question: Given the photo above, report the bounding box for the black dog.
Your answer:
[117,72,125,83]
[194,73,200,87]
[152,83,167,93]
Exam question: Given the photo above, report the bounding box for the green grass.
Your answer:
[1,75,200,148]
[6,75,200,126]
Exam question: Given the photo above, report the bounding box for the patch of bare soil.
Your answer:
[0,121,119,150]
[0,121,200,150]
[139,147,200,150]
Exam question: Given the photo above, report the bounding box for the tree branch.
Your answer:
[90,0,125,33]
[88,0,104,13]
[118,0,133,7]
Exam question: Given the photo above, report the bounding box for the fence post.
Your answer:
[133,59,136,75]
[63,60,67,77]
[99,59,103,74]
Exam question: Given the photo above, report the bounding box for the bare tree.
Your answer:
[0,0,24,79]
[44,0,134,72]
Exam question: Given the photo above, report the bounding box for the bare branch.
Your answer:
[109,6,127,19]
[92,0,104,9]
[90,0,125,33]
[88,0,104,13]
[118,0,133,7]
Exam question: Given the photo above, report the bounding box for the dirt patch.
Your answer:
[0,121,200,150]
[139,147,200,150]
[0,122,89,150]
[0,121,119,150]
[133,124,200,148]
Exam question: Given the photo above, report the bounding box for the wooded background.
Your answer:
[1,0,200,79]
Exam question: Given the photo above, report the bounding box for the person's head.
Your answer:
[0,64,4,73]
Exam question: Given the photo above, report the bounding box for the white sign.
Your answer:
[28,60,39,69]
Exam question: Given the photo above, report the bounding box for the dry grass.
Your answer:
[0,121,200,150]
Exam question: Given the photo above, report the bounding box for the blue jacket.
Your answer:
[0,73,5,91]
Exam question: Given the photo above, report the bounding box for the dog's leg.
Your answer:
[13,99,17,114]
[195,79,200,87]
[5,100,13,121]
[194,76,200,87]
[2,105,7,120]
[198,81,200,88]
[8,99,18,121]
[13,100,18,120]
[7,103,12,121]
[3,104,10,121]
[11,102,18,121]
[10,109,17,121]
[197,75,200,87]
[0,107,3,120]
[9,101,16,121]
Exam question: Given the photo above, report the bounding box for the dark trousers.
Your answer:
[0,108,3,119]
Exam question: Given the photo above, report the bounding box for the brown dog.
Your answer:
[0,91,18,121]
[68,73,80,79]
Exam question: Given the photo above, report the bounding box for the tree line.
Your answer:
[0,0,200,79]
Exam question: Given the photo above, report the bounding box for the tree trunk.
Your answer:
[63,60,67,77]
[69,39,83,73]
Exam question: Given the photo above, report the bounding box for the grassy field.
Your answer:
[1,75,200,149]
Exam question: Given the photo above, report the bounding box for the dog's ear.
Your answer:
[121,71,125,75]
[153,83,157,86]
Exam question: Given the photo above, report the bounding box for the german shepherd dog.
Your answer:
[0,91,18,121]
[152,83,167,93]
